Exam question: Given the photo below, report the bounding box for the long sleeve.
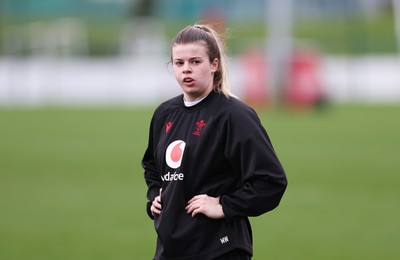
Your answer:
[142,116,162,219]
[220,107,287,222]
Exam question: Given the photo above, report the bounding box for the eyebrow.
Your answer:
[173,57,203,60]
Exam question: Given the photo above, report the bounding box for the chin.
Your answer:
[182,86,199,94]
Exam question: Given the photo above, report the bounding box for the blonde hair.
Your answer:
[171,23,237,98]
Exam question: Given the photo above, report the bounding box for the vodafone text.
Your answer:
[161,171,184,181]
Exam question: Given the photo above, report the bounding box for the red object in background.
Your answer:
[286,49,322,108]
[242,49,268,106]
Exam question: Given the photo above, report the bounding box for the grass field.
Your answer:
[1,105,399,259]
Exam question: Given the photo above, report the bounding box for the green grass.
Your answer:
[0,105,399,259]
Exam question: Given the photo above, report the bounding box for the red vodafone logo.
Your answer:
[165,140,186,169]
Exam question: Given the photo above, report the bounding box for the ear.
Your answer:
[211,58,219,73]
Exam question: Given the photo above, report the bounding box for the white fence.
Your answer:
[0,55,399,106]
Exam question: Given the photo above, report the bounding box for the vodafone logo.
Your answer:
[163,140,186,182]
[165,140,186,169]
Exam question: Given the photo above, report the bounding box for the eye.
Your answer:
[174,61,184,66]
[191,59,201,65]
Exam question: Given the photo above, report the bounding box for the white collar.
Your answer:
[183,96,207,107]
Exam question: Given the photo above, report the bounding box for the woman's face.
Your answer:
[172,42,219,102]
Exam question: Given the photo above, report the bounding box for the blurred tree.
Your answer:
[394,0,400,52]
[129,0,156,17]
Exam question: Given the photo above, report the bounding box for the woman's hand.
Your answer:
[185,195,225,219]
[150,189,162,216]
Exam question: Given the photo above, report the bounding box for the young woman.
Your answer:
[142,24,287,260]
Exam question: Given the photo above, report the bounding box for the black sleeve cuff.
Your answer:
[146,201,154,220]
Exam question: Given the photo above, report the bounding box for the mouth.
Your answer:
[183,77,195,86]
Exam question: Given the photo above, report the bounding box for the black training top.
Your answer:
[142,90,287,260]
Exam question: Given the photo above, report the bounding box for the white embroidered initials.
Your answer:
[220,236,229,244]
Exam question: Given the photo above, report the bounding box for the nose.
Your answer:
[183,62,191,74]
